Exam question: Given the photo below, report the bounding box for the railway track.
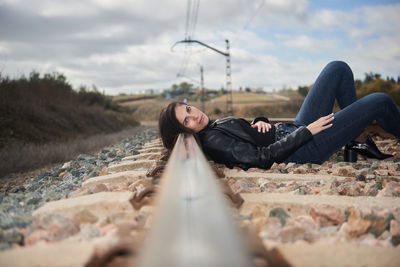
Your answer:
[0,132,399,266]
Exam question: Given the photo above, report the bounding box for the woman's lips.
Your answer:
[199,115,203,123]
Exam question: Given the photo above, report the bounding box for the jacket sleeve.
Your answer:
[251,116,270,124]
[201,126,313,170]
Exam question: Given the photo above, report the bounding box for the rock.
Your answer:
[378,230,391,241]
[73,209,99,224]
[294,185,311,195]
[231,179,254,194]
[259,217,282,240]
[293,166,308,174]
[106,160,155,173]
[61,161,72,169]
[11,213,33,228]
[0,242,10,250]
[0,211,15,229]
[78,224,101,241]
[33,192,136,225]
[269,207,290,226]
[263,182,278,192]
[250,206,268,231]
[319,225,339,236]
[392,207,400,222]
[364,213,393,237]
[0,239,96,266]
[279,216,318,243]
[286,162,296,169]
[128,179,147,192]
[336,165,357,177]
[100,223,118,236]
[26,192,42,205]
[359,233,381,246]
[82,171,147,192]
[310,205,344,226]
[336,181,363,196]
[257,178,270,188]
[88,166,102,177]
[370,161,379,170]
[377,181,400,197]
[391,219,400,246]
[0,228,23,245]
[365,174,376,180]
[374,169,389,177]
[77,154,92,161]
[24,229,50,246]
[338,209,371,238]
[25,213,80,244]
[92,183,109,193]
[251,205,267,219]
[58,171,68,178]
[363,183,380,196]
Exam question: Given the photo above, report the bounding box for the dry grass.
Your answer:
[212,92,273,103]
[0,126,147,179]
[0,75,140,148]
[120,94,305,122]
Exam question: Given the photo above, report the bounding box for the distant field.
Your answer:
[211,92,273,103]
[113,94,161,103]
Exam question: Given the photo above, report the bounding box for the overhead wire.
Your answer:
[184,0,191,39]
[177,0,200,79]
[230,0,266,47]
[189,0,200,40]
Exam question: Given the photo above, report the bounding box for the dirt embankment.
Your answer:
[0,73,140,177]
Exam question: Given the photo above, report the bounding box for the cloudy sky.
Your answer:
[1,0,399,95]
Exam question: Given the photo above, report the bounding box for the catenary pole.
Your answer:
[172,39,233,115]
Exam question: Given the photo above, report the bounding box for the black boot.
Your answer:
[345,136,393,161]
[344,145,358,162]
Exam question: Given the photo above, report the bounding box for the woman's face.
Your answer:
[174,104,209,133]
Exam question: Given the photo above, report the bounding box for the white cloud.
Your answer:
[0,0,399,95]
[222,30,275,51]
[308,3,400,38]
[283,35,337,52]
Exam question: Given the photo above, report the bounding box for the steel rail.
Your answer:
[137,134,254,267]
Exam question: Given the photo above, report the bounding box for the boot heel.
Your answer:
[344,148,357,162]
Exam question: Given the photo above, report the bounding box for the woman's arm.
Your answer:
[201,126,313,170]
[306,113,334,135]
[251,116,272,133]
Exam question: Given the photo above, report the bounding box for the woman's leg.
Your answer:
[294,61,357,126]
[287,93,400,164]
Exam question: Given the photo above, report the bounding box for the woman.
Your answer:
[159,61,400,170]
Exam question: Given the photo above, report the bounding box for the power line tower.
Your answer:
[200,65,205,112]
[172,39,233,115]
[225,39,233,115]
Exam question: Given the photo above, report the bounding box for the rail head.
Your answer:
[137,133,254,267]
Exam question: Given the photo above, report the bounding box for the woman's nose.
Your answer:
[189,114,198,119]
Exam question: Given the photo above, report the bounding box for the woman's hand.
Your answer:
[306,113,334,135]
[251,121,272,133]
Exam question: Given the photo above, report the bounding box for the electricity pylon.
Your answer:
[172,39,233,115]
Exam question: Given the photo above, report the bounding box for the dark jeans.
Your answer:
[283,61,400,164]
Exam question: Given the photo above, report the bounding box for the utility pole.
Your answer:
[200,65,205,112]
[225,39,233,115]
[172,39,233,115]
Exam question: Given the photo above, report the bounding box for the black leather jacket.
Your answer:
[198,117,313,170]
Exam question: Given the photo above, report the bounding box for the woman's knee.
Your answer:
[325,60,351,73]
[360,93,394,111]
[368,92,393,105]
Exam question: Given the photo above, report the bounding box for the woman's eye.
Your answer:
[186,106,191,112]
[184,118,188,125]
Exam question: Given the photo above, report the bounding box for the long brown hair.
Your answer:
[158,102,195,150]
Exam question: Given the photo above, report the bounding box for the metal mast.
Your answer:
[172,39,233,115]
[200,65,205,112]
[225,39,233,115]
